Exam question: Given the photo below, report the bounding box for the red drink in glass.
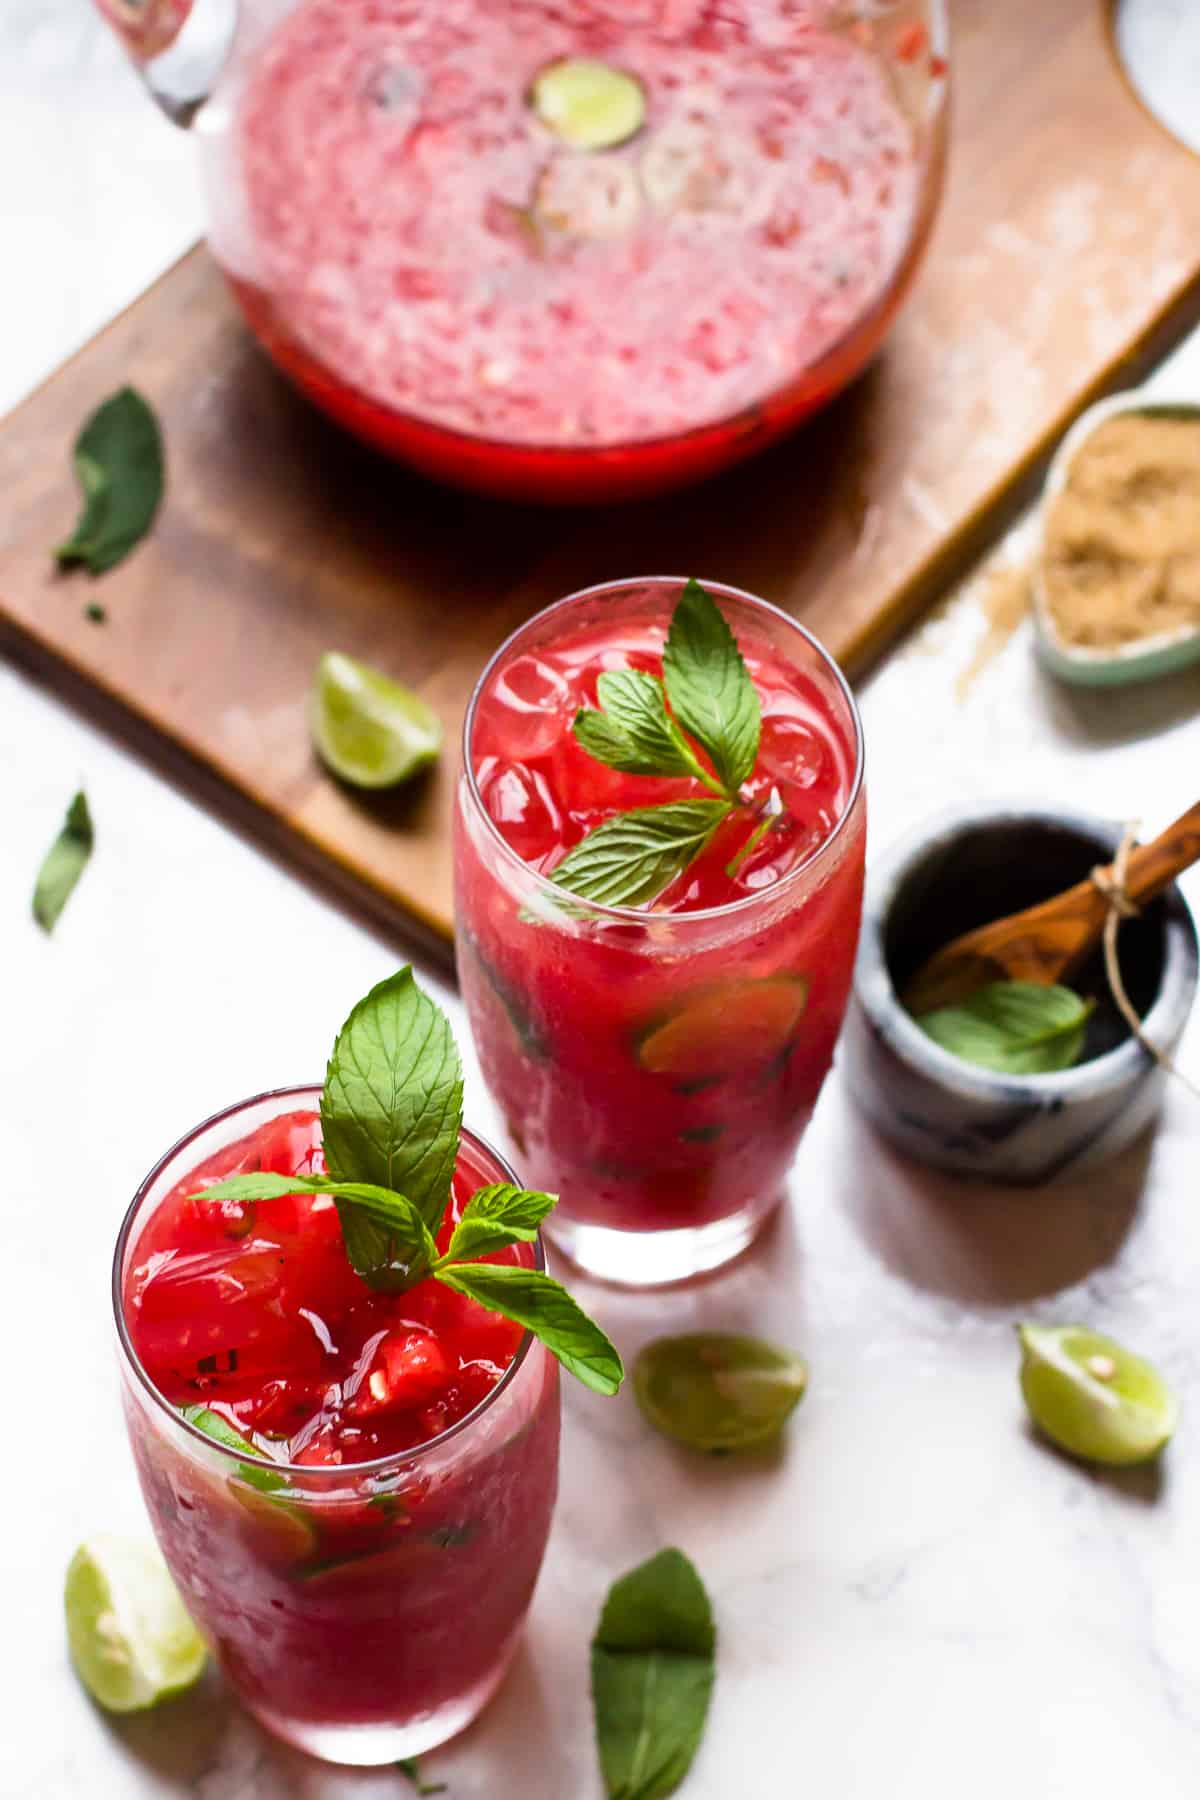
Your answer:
[184,0,946,500]
[114,1091,560,1765]
[455,577,866,1284]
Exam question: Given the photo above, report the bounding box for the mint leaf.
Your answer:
[190,1171,437,1282]
[591,1548,716,1800]
[662,579,760,794]
[180,1405,288,1493]
[550,800,730,908]
[56,387,163,575]
[436,1264,624,1395]
[914,981,1095,1075]
[33,790,93,933]
[397,1757,447,1795]
[321,969,463,1281]
[441,1184,557,1262]
[575,670,716,789]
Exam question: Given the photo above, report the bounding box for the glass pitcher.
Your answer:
[97,0,948,503]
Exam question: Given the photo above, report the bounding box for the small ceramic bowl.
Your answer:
[1033,391,1200,688]
[843,802,1198,1184]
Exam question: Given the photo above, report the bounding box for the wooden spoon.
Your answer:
[900,800,1200,1016]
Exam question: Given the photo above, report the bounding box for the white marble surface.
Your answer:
[6,5,1200,1796]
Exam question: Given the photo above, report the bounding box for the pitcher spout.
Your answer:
[94,0,236,126]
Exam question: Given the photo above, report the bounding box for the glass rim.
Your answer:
[460,574,866,926]
[112,1084,544,1481]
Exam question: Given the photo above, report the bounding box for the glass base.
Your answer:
[244,1650,515,1767]
[544,1193,779,1287]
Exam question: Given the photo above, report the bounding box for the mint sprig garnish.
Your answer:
[437,1263,624,1394]
[191,1170,440,1284]
[662,578,760,793]
[187,968,623,1397]
[557,578,772,907]
[575,669,721,791]
[549,799,732,908]
[321,970,463,1278]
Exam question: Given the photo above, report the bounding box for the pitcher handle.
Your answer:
[95,0,237,127]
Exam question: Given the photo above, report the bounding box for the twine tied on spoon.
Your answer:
[1090,825,1200,1101]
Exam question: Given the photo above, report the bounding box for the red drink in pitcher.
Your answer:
[455,578,866,1284]
[115,1094,559,1764]
[99,0,946,501]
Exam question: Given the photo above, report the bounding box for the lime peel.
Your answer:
[65,1536,207,1713]
[1017,1322,1177,1467]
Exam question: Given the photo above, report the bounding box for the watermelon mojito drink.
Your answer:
[184,0,945,500]
[115,1094,560,1765]
[455,578,866,1285]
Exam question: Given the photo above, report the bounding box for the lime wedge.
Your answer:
[530,58,646,151]
[65,1537,207,1713]
[636,975,809,1085]
[311,651,442,790]
[634,1332,808,1452]
[1018,1323,1177,1466]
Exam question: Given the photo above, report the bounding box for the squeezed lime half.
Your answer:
[634,1332,808,1451]
[1018,1323,1177,1466]
[65,1537,207,1713]
[530,58,646,151]
[311,651,443,789]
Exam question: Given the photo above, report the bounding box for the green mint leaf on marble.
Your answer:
[440,1183,557,1263]
[575,670,720,791]
[591,1547,716,1800]
[663,578,760,795]
[550,799,731,908]
[180,1406,288,1494]
[190,1171,438,1282]
[33,789,94,933]
[397,1758,447,1796]
[437,1263,624,1396]
[914,980,1094,1076]
[56,387,163,575]
[321,968,463,1282]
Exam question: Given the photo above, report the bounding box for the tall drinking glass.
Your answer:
[455,578,866,1285]
[114,1090,560,1766]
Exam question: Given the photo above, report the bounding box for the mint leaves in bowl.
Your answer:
[844,803,1198,1184]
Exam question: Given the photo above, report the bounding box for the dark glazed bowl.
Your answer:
[844,804,1198,1184]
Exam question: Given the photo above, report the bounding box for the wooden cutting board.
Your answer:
[4,0,1200,951]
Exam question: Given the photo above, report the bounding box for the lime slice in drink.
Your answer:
[64,1537,206,1713]
[634,1332,808,1452]
[530,58,646,151]
[636,975,809,1085]
[1018,1323,1177,1466]
[311,651,442,790]
[227,1480,320,1563]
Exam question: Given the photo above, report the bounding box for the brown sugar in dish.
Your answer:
[1040,412,1200,649]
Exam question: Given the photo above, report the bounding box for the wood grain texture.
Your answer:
[4,0,1200,947]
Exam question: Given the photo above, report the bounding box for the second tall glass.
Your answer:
[455,577,866,1286]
